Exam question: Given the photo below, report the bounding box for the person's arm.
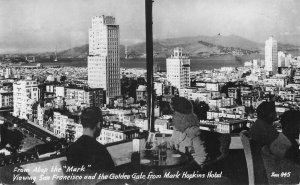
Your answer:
[190,136,207,165]
[185,126,207,165]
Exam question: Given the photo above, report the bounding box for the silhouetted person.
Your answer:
[249,102,278,147]
[249,101,291,184]
[66,107,115,172]
[281,110,300,164]
[249,101,291,158]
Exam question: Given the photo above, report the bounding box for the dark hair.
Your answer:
[171,96,193,114]
[280,110,300,130]
[256,101,275,119]
[80,107,103,129]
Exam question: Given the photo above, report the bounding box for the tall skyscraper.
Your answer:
[166,48,190,89]
[265,36,278,75]
[88,15,121,101]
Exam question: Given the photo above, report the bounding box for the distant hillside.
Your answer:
[277,34,300,46]
[54,44,126,59]
[126,35,299,58]
[35,34,299,59]
[277,42,300,52]
[126,35,263,58]
[163,34,263,50]
[58,44,89,58]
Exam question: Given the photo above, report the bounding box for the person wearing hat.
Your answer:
[169,96,207,168]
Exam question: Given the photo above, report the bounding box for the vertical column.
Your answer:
[145,0,155,132]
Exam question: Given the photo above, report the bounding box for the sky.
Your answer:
[0,0,299,54]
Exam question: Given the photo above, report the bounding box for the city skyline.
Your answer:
[0,0,299,54]
[0,1,300,183]
[0,5,300,181]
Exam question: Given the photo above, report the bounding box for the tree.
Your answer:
[275,95,284,102]
[138,100,147,106]
[31,102,39,122]
[44,109,54,120]
[121,76,129,96]
[6,129,24,153]
[60,75,67,82]
[190,79,196,87]
[248,105,255,115]
[65,129,75,143]
[220,83,231,96]
[241,71,251,78]
[236,89,242,105]
[164,86,171,95]
[128,78,138,100]
[137,77,146,85]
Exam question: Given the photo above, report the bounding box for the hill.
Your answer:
[126,35,299,58]
[126,35,263,58]
[34,34,299,59]
[58,44,89,58]
[54,44,126,59]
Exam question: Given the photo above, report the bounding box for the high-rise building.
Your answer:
[166,48,190,89]
[88,15,121,101]
[13,79,39,120]
[278,51,286,67]
[265,36,278,75]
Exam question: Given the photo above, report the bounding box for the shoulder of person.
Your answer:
[66,140,81,153]
[269,132,292,159]
[171,129,182,137]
